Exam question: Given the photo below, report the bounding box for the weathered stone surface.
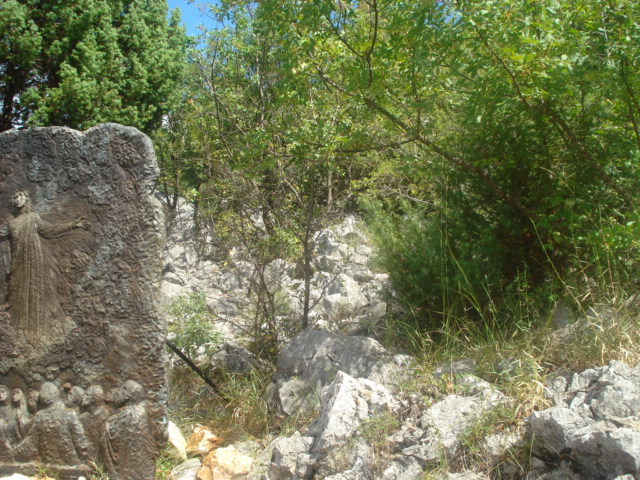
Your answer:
[186,426,221,458]
[380,456,425,480]
[168,458,202,480]
[392,375,507,467]
[0,125,166,479]
[266,329,408,416]
[264,371,398,480]
[210,342,256,373]
[168,421,188,460]
[197,446,253,480]
[528,361,640,479]
[160,208,393,350]
[268,433,314,480]
[310,372,399,457]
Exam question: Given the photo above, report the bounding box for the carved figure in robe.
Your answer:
[11,388,30,442]
[66,385,85,409]
[26,390,39,414]
[80,385,110,460]
[0,385,14,445]
[25,382,91,465]
[101,380,156,480]
[0,191,90,343]
[0,418,12,462]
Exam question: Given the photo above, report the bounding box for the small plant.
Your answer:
[358,410,400,455]
[154,446,186,480]
[88,461,111,480]
[166,291,222,360]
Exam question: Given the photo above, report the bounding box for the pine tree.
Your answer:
[0,0,188,133]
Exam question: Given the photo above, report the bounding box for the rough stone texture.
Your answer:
[310,371,399,458]
[186,426,221,458]
[197,446,253,480]
[168,458,202,480]
[159,205,392,352]
[380,456,425,480]
[168,421,188,460]
[382,374,508,474]
[263,371,398,480]
[266,329,409,415]
[0,125,166,479]
[268,433,314,480]
[528,361,640,479]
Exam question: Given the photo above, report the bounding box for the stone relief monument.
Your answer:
[0,124,167,479]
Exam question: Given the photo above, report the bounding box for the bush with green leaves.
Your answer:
[165,292,221,360]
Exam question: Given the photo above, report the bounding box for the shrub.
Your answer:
[166,292,221,360]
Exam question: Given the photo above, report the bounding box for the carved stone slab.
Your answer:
[0,124,167,480]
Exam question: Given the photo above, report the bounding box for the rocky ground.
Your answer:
[159,200,640,480]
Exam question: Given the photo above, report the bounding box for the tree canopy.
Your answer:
[0,0,188,132]
[156,0,640,330]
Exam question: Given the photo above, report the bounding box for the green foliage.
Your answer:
[0,0,188,132]
[155,0,640,335]
[244,0,640,331]
[358,410,401,451]
[166,292,221,360]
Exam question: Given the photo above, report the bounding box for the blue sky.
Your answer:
[167,0,219,36]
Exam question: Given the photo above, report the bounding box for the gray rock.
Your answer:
[267,330,407,415]
[381,456,425,480]
[570,425,640,477]
[168,458,202,480]
[445,472,488,480]
[322,442,375,480]
[528,361,640,479]
[550,300,574,329]
[268,433,315,480]
[210,342,256,373]
[310,372,399,455]
[416,385,507,463]
[310,372,397,478]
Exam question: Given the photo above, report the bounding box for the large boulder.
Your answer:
[266,329,410,415]
[265,371,399,480]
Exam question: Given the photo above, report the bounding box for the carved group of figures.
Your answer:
[0,380,157,479]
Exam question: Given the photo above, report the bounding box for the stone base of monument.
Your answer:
[0,463,92,479]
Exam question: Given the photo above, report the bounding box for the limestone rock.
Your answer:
[380,456,425,480]
[210,342,256,373]
[267,329,408,415]
[197,446,253,480]
[433,358,478,378]
[168,458,202,480]
[160,212,392,348]
[310,371,399,456]
[528,361,640,479]
[416,383,507,463]
[168,421,188,460]
[268,433,315,480]
[186,426,221,457]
